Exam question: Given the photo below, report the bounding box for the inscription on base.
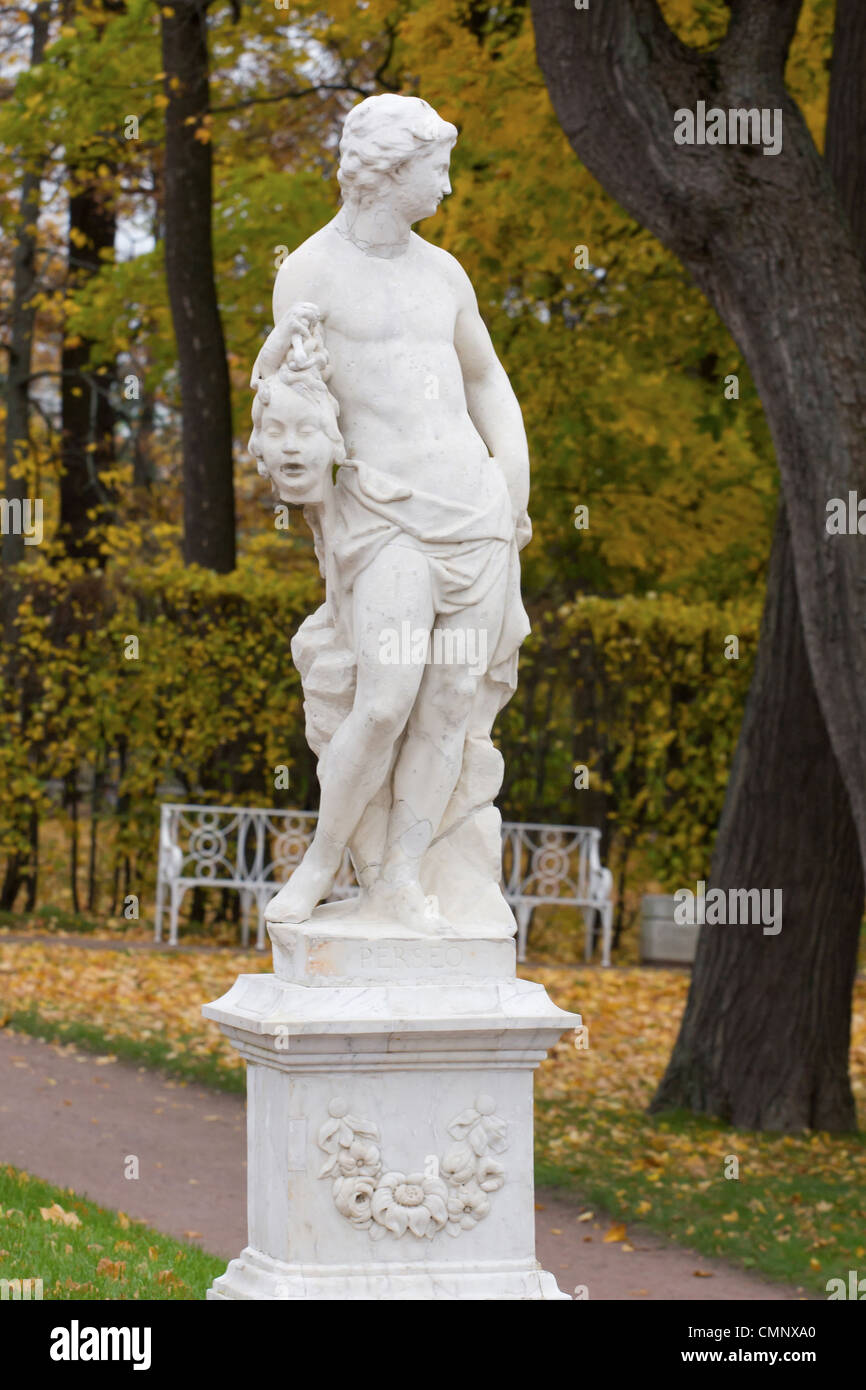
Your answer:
[357,943,464,971]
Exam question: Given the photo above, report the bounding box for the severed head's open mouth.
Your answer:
[280,462,306,477]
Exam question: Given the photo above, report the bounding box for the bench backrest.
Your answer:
[159,804,605,907]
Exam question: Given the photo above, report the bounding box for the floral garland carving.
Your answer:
[318,1094,507,1241]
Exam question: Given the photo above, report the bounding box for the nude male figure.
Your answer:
[264,94,530,928]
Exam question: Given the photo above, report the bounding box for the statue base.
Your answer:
[208,1248,566,1301]
[202,915,580,1301]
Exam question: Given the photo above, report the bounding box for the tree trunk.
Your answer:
[530,0,866,1128]
[652,507,863,1129]
[160,0,236,573]
[58,178,118,560]
[0,3,50,913]
[1,2,50,580]
[652,0,866,1131]
[825,0,866,245]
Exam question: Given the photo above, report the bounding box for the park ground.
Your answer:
[1,919,864,1300]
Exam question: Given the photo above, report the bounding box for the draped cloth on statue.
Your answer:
[291,459,531,933]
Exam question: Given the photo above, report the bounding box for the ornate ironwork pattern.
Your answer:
[155,805,614,962]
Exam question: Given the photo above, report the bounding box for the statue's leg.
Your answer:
[377,580,507,913]
[266,541,433,923]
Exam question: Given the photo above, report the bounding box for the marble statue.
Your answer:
[252,94,532,937]
[203,93,580,1302]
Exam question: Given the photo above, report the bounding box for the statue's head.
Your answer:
[337,94,457,221]
[249,304,345,507]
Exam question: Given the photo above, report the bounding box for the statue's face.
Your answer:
[391,141,453,222]
[257,381,334,505]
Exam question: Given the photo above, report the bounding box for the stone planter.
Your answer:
[640,893,700,965]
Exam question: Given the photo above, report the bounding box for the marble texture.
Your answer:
[249,93,532,937]
[203,926,580,1300]
[203,94,581,1301]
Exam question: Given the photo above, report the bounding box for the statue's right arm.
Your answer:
[273,248,319,326]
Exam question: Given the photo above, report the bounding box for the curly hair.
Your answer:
[337,94,457,202]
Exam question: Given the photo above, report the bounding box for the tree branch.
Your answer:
[721,0,804,73]
[210,80,370,116]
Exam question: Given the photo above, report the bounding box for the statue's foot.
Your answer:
[266,856,338,923]
[365,877,450,934]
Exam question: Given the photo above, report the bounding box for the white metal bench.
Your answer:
[155,804,614,964]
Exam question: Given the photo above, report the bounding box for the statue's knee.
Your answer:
[364,696,411,742]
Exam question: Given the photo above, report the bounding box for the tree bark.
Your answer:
[0,3,51,911]
[825,0,866,246]
[160,0,236,573]
[530,0,866,1128]
[58,177,118,560]
[652,507,863,1129]
[2,2,50,578]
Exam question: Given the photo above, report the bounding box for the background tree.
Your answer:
[0,2,51,912]
[159,0,237,573]
[530,0,866,1129]
[1,2,50,581]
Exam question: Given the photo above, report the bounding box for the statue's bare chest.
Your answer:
[322,251,457,349]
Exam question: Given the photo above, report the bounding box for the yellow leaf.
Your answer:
[603,1222,627,1243]
[39,1203,81,1229]
[721,1211,739,1222]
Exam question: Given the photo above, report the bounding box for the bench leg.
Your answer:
[240,890,251,950]
[601,900,613,968]
[169,884,182,947]
[154,878,165,944]
[582,907,595,963]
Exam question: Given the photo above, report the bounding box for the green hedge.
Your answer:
[0,555,758,928]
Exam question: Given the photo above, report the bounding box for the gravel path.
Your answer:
[0,1028,810,1300]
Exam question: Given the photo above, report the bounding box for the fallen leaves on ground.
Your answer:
[2,941,865,1289]
[0,941,258,1084]
[39,1202,81,1228]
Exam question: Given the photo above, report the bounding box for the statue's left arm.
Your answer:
[450,258,530,523]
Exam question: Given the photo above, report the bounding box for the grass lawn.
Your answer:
[0,1165,223,1299]
[1,937,864,1297]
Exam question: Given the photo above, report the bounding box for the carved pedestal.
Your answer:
[203,910,579,1300]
